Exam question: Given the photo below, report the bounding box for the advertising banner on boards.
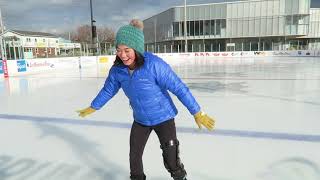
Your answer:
[0,59,3,74]
[17,59,27,72]
[2,59,9,78]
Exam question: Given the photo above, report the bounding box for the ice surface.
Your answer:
[0,56,319,180]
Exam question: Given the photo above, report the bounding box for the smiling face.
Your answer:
[116,44,136,70]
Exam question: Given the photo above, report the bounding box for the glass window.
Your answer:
[285,0,292,15]
[176,7,182,21]
[199,7,205,20]
[311,10,316,21]
[173,22,179,37]
[318,22,320,37]
[273,0,280,16]
[285,16,292,34]
[249,2,255,17]
[232,19,237,37]
[272,17,279,35]
[301,15,308,24]
[205,6,210,19]
[243,20,249,36]
[292,15,299,34]
[244,2,249,17]
[211,5,216,19]
[249,18,255,35]
[261,1,267,17]
[298,24,305,35]
[292,15,299,24]
[195,21,199,36]
[227,19,232,37]
[292,0,299,14]
[267,1,273,16]
[237,20,243,37]
[299,0,307,14]
[237,3,244,18]
[227,4,232,19]
[181,22,185,37]
[255,19,260,36]
[235,41,243,51]
[200,21,203,36]
[280,0,285,15]
[204,20,210,35]
[279,16,285,35]
[267,18,273,35]
[221,4,227,18]
[195,7,200,20]
[243,40,251,51]
[232,3,238,19]
[189,21,195,36]
[255,1,261,17]
[187,21,190,36]
[221,19,226,37]
[188,7,194,20]
[261,18,267,36]
[211,20,216,35]
[216,19,221,36]
[251,41,259,51]
[216,4,222,18]
[311,23,315,37]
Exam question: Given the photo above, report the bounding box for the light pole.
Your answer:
[154,18,157,53]
[90,0,97,55]
[184,0,187,52]
[0,8,5,59]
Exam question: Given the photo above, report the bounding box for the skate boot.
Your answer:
[130,174,146,180]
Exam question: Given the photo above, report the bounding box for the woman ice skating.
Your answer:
[77,19,215,180]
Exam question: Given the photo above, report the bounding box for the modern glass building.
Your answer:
[143,0,320,53]
[308,8,320,49]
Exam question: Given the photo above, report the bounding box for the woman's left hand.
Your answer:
[193,111,215,131]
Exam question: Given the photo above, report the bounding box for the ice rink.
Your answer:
[0,56,320,180]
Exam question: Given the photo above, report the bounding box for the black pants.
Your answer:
[129,119,185,178]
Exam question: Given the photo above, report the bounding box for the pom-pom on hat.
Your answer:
[115,19,145,55]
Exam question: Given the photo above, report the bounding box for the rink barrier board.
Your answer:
[3,50,320,77]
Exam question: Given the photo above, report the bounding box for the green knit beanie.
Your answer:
[115,19,145,55]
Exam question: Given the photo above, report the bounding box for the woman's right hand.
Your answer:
[76,107,96,118]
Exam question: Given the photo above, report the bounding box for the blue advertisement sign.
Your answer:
[0,59,3,74]
[17,59,27,72]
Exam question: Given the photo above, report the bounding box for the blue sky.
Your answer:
[0,0,319,34]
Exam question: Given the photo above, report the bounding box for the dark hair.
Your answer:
[113,51,144,69]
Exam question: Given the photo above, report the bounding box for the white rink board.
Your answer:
[2,50,320,78]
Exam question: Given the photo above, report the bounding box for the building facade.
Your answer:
[0,30,81,59]
[144,0,320,53]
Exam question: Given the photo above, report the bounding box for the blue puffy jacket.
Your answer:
[91,52,200,126]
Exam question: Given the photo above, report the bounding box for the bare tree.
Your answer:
[72,25,92,43]
[58,24,115,55]
[97,27,115,44]
[68,25,115,45]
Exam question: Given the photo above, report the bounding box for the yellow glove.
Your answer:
[76,107,96,118]
[194,111,215,131]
